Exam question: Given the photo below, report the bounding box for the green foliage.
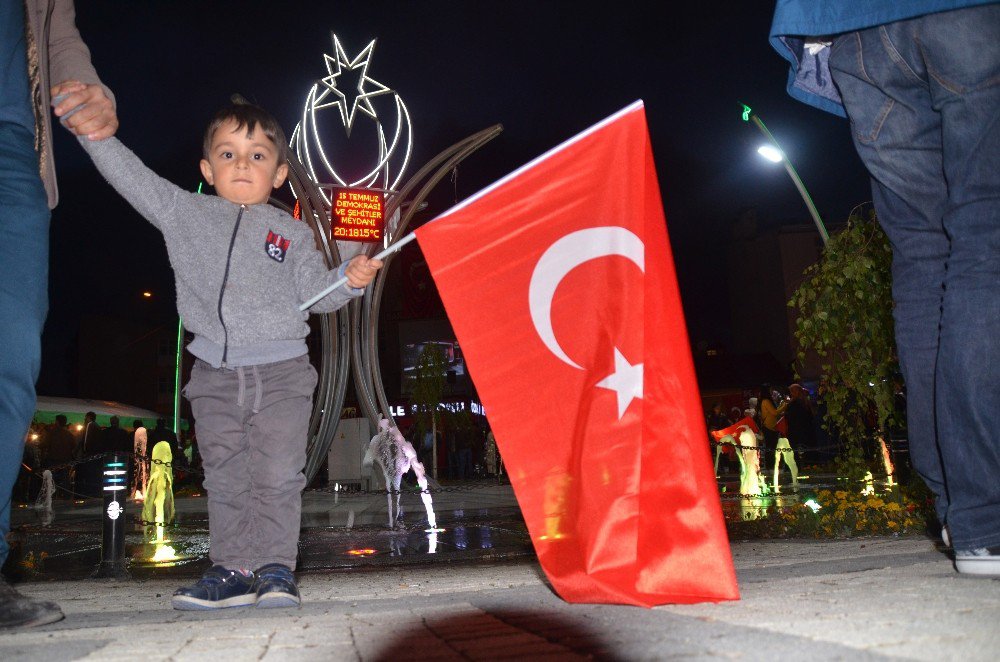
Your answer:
[788,207,900,481]
[409,344,448,438]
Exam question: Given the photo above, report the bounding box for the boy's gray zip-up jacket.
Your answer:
[79,136,361,368]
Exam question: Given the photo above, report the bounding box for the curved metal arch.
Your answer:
[353,125,504,435]
[282,126,503,484]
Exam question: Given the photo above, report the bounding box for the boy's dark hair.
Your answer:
[202,100,288,162]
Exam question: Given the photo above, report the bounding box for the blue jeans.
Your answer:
[830,5,1000,552]
[0,123,50,566]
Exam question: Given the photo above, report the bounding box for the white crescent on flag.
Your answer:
[528,226,645,418]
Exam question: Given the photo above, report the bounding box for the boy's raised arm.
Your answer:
[74,134,185,231]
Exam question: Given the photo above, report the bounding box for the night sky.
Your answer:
[39,1,872,396]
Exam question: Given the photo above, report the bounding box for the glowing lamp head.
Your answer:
[757,145,784,163]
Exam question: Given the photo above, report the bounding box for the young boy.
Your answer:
[57,90,381,609]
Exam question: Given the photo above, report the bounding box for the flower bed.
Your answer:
[726,484,935,540]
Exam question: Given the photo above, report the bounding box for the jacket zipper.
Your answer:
[218,205,245,367]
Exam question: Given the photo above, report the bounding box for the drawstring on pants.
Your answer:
[251,365,262,413]
[235,365,263,413]
[236,366,246,408]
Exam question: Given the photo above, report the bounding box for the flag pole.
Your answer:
[299,232,418,311]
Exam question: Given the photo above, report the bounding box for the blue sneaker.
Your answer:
[255,563,300,609]
[171,565,257,610]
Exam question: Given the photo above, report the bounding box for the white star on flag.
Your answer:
[596,347,643,419]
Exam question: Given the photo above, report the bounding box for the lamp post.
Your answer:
[740,102,829,246]
[173,317,182,435]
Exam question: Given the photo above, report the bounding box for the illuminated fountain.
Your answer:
[141,441,178,564]
[714,434,746,478]
[738,426,767,497]
[142,441,175,528]
[877,435,896,487]
[773,435,799,493]
[363,418,439,531]
[131,424,148,502]
[34,469,55,526]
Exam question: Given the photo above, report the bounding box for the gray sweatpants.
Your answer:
[183,354,317,570]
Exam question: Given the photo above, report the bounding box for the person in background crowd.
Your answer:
[149,418,179,461]
[16,424,43,503]
[131,419,148,501]
[455,415,474,480]
[707,402,734,473]
[99,416,131,455]
[785,384,816,463]
[77,410,99,458]
[42,414,75,495]
[484,428,498,477]
[707,402,730,432]
[758,385,788,469]
[76,411,103,498]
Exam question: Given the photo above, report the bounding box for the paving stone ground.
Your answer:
[2,536,998,661]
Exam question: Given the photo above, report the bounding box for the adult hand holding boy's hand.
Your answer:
[345,255,383,289]
[51,80,118,140]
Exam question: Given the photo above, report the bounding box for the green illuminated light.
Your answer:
[741,104,752,122]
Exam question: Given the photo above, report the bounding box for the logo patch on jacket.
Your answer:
[265,230,291,263]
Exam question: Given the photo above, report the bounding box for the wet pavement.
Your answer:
[4,472,843,581]
[6,480,533,581]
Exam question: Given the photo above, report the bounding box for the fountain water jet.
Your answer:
[363,418,440,530]
[142,441,175,527]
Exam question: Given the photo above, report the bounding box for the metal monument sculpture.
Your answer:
[279,34,502,483]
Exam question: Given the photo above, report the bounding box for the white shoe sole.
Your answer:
[955,556,1000,576]
[171,593,257,610]
[256,592,301,609]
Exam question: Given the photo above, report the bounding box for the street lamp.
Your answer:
[173,317,182,436]
[143,289,184,436]
[740,102,829,245]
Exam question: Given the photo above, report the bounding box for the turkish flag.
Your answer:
[710,416,760,442]
[414,101,738,606]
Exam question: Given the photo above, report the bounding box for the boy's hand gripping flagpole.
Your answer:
[299,233,419,311]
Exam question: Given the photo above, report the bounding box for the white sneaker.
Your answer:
[942,525,951,548]
[955,547,1000,576]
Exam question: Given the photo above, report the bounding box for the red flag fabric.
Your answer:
[413,102,738,606]
[710,416,760,442]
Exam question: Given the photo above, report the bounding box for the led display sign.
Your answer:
[330,187,384,243]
